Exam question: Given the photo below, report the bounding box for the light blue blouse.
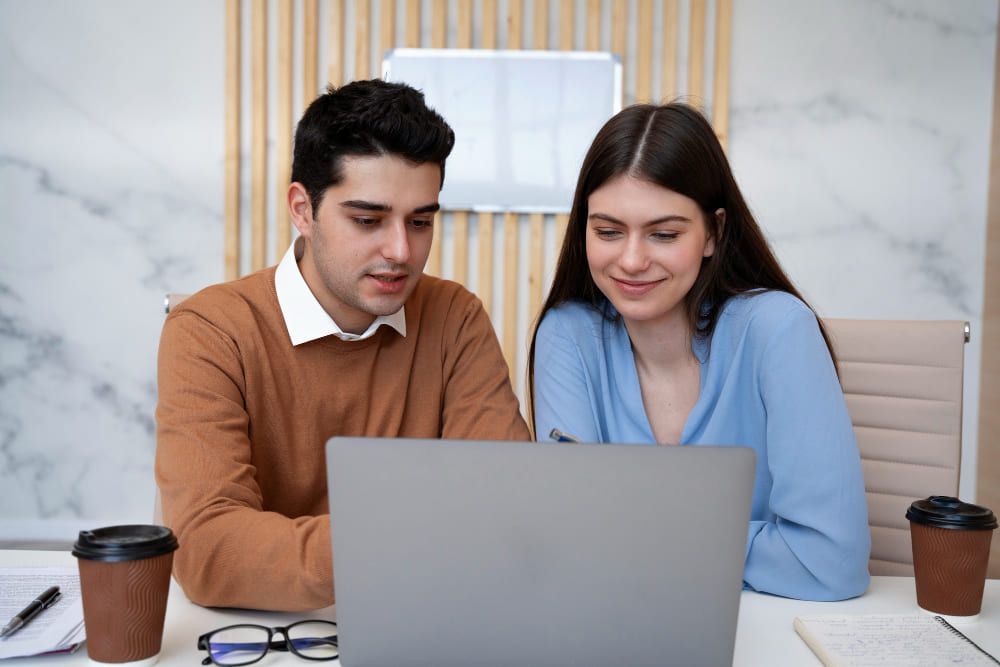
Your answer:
[532,290,871,601]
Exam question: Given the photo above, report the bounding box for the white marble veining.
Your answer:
[728,0,997,500]
[0,0,996,540]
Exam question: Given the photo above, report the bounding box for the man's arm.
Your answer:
[155,308,333,611]
[438,294,531,441]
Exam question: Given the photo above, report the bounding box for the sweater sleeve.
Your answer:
[438,295,531,441]
[531,308,605,443]
[154,309,333,611]
[743,304,871,601]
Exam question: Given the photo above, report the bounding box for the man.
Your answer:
[155,80,530,611]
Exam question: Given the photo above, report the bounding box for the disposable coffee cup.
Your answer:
[906,496,997,617]
[72,525,179,666]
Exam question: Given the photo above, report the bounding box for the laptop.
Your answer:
[326,437,755,667]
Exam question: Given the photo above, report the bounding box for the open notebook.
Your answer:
[326,437,755,667]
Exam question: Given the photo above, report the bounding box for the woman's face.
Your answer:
[585,175,716,329]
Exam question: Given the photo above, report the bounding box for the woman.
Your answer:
[529,102,870,601]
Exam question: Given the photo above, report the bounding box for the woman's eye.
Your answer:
[652,232,679,241]
[593,229,620,239]
[352,217,378,226]
[410,218,434,229]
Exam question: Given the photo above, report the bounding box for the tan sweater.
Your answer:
[155,268,530,610]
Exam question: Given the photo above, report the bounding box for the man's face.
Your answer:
[291,154,441,334]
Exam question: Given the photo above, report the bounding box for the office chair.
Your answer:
[823,318,969,576]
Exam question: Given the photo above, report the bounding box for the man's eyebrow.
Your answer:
[588,212,692,225]
[340,200,390,212]
[338,200,441,215]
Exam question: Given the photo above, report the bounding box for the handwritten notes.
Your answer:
[793,614,999,666]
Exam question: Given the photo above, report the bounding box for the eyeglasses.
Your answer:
[197,621,338,666]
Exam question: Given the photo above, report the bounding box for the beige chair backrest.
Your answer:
[823,318,969,576]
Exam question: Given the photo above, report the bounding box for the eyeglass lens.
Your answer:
[205,621,337,665]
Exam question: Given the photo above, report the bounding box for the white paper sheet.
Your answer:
[0,566,85,659]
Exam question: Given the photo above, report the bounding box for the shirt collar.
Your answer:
[274,237,407,345]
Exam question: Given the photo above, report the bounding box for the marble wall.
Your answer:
[0,0,996,541]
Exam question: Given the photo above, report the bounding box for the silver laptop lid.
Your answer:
[327,437,755,667]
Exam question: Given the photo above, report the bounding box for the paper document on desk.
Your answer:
[0,566,85,659]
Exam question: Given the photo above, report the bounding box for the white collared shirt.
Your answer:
[274,237,407,345]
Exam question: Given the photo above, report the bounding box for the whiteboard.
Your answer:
[382,49,622,213]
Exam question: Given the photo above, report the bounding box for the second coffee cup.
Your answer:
[72,525,178,666]
[906,496,997,617]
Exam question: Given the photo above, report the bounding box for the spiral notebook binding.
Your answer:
[933,616,1000,665]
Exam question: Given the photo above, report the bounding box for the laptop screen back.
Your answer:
[327,437,755,667]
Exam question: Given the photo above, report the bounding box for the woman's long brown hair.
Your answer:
[527,102,837,436]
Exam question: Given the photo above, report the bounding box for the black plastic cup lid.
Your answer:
[72,525,179,562]
[905,496,998,530]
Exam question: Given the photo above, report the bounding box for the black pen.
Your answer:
[0,586,61,639]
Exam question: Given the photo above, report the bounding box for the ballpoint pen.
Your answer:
[549,428,581,443]
[0,586,61,639]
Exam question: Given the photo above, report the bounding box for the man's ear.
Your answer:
[288,182,314,238]
[705,208,725,258]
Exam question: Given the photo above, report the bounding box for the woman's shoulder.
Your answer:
[713,290,821,350]
[536,300,619,343]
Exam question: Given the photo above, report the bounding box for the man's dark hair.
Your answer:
[291,79,455,211]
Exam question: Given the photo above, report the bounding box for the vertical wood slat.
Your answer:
[424,0,448,278]
[482,0,498,49]
[276,0,293,257]
[688,0,706,104]
[586,0,600,50]
[302,0,319,105]
[529,213,545,319]
[555,213,570,256]
[457,0,473,47]
[534,0,549,49]
[712,0,732,149]
[636,0,653,102]
[661,0,679,100]
[355,0,371,80]
[559,0,573,50]
[453,211,469,285]
[507,1,523,50]
[502,211,519,376]
[406,0,421,47]
[328,0,344,87]
[381,0,395,66]
[612,0,627,72]
[251,0,268,272]
[224,0,241,281]
[478,211,494,315]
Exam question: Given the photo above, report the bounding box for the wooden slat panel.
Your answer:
[224,0,241,281]
[661,0,679,100]
[507,0,523,50]
[503,212,519,375]
[457,0,473,48]
[302,0,318,104]
[276,0,293,257]
[555,213,569,259]
[612,0,626,72]
[426,211,442,276]
[482,0,497,49]
[586,0,600,51]
[328,0,344,87]
[636,0,653,103]
[688,0,706,104]
[432,0,447,48]
[381,0,395,61]
[529,213,545,318]
[453,210,469,286]
[712,0,732,148]
[534,0,549,50]
[355,0,371,80]
[406,0,420,47]
[559,0,573,50]
[251,0,267,273]
[478,212,494,315]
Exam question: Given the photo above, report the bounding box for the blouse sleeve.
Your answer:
[532,309,605,443]
[743,303,871,600]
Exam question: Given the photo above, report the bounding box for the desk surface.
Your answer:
[3,550,998,666]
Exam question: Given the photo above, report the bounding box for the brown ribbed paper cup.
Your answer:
[72,525,179,665]
[906,497,997,617]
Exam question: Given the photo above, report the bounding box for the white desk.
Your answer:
[4,550,999,666]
